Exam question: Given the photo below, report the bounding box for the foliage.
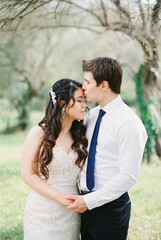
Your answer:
[30,84,51,111]
[0,0,161,154]
[0,28,144,132]
[0,33,57,131]
[0,99,16,132]
[9,81,31,130]
[0,1,160,62]
[134,65,161,162]
[0,81,31,132]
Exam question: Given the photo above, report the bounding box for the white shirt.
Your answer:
[80,95,148,210]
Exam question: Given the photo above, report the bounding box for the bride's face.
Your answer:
[66,88,86,121]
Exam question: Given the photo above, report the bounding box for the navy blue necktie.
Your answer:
[87,109,106,191]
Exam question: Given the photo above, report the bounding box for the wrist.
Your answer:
[53,190,61,202]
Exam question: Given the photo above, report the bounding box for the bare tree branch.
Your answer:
[0,0,51,29]
[0,0,160,64]
[62,0,106,26]
[27,24,103,34]
[100,0,108,26]
[108,0,139,39]
[138,0,146,29]
[151,0,161,27]
[0,0,34,28]
[16,0,51,18]
[112,0,131,22]
[54,0,62,19]
[13,0,35,19]
[10,17,22,46]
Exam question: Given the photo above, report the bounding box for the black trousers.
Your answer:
[81,192,131,240]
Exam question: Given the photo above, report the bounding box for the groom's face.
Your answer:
[82,71,102,102]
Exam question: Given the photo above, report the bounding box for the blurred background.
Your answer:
[0,0,161,239]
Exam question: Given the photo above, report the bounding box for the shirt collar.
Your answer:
[100,95,122,114]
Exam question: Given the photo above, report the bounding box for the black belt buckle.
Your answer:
[80,190,91,195]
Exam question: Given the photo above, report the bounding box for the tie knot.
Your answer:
[99,109,106,118]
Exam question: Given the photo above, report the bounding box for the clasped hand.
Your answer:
[65,195,88,213]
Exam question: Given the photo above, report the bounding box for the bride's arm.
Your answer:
[21,126,73,206]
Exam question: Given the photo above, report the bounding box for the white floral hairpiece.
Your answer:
[50,88,57,105]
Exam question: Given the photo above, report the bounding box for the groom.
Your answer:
[67,57,147,240]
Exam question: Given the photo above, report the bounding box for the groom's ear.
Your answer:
[101,81,109,91]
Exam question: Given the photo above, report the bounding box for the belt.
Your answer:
[80,190,92,195]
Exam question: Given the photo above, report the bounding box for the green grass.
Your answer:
[0,131,30,240]
[0,123,161,239]
[128,163,161,240]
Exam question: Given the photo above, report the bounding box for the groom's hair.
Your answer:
[82,57,122,94]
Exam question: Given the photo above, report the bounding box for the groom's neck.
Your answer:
[98,92,119,107]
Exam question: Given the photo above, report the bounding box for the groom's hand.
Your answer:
[65,195,88,213]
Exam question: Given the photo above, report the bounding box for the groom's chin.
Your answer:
[85,96,92,102]
[86,98,96,103]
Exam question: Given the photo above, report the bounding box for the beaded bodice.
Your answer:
[42,146,80,193]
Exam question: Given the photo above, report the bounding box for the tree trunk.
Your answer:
[141,59,161,158]
[17,105,28,130]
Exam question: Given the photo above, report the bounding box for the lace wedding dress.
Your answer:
[23,146,81,240]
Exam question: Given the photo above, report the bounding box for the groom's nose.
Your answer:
[82,82,86,90]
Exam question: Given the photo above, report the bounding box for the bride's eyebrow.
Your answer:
[76,96,84,99]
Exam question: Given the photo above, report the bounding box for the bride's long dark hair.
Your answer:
[38,78,88,180]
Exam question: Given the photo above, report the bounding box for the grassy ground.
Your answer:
[0,113,161,240]
[128,163,161,240]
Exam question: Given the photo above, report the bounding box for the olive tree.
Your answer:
[0,0,161,157]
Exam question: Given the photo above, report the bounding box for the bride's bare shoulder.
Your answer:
[27,125,45,140]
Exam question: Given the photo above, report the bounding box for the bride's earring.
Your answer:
[62,107,65,119]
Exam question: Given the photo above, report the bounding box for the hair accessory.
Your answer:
[50,89,56,105]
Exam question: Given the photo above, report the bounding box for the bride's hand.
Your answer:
[56,192,75,207]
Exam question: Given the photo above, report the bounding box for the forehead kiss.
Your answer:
[74,88,86,100]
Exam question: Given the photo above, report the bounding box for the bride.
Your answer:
[21,78,88,240]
